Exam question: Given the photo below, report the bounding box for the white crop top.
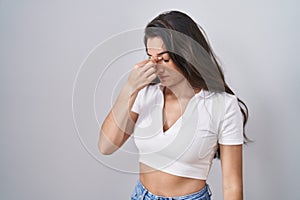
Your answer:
[131,83,243,180]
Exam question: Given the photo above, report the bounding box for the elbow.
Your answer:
[98,142,109,155]
[98,143,115,155]
[99,148,113,155]
[98,133,118,155]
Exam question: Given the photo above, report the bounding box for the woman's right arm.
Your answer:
[98,59,157,155]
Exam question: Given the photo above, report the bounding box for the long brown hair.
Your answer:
[144,10,250,158]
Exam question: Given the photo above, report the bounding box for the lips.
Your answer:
[158,75,168,80]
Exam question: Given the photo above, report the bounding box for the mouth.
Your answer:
[158,75,168,80]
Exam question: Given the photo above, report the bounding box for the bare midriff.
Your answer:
[139,163,206,197]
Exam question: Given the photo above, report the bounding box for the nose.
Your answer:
[156,63,165,74]
[149,56,164,73]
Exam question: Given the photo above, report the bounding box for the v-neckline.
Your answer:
[162,111,182,134]
[160,87,201,134]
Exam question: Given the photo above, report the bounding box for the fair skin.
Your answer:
[98,37,243,199]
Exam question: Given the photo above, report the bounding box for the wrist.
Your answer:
[123,82,138,97]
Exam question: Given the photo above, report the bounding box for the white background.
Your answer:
[1,0,299,199]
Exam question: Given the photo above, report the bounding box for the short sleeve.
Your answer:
[131,87,145,114]
[218,95,244,145]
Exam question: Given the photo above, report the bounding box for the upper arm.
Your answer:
[220,144,243,199]
[218,95,244,145]
[218,94,244,199]
[218,94,244,181]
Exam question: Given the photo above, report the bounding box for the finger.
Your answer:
[149,56,156,63]
[146,73,157,82]
[142,60,156,71]
[143,66,157,78]
[134,59,149,69]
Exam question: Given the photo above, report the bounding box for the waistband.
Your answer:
[133,179,212,200]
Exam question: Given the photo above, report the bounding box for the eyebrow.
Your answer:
[147,50,169,57]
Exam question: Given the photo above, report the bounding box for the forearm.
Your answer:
[108,83,137,133]
[99,83,137,154]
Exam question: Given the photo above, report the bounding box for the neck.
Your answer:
[163,80,201,100]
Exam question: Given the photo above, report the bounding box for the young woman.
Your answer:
[99,10,249,200]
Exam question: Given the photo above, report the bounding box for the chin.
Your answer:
[159,81,168,87]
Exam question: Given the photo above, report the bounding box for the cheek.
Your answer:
[157,62,184,77]
[168,64,184,77]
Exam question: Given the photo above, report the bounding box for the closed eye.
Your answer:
[147,50,170,62]
[147,55,169,63]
